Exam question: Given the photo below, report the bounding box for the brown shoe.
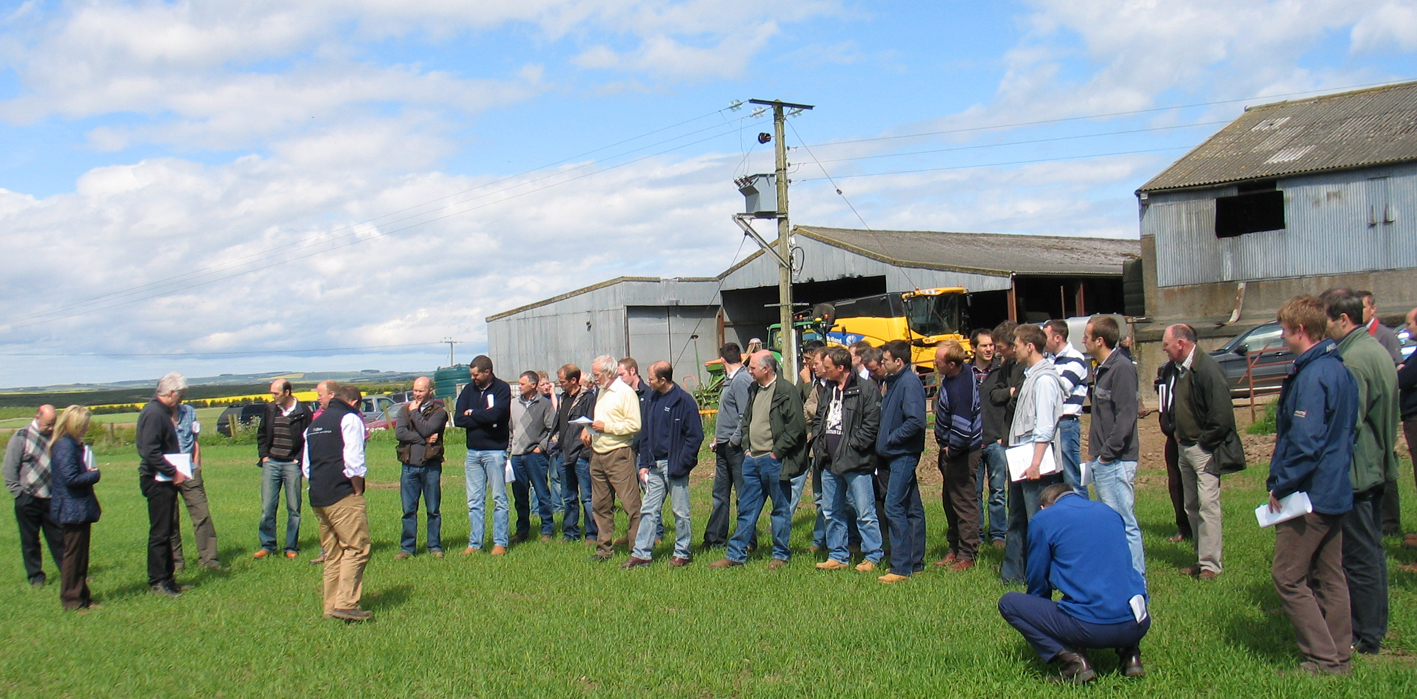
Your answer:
[620,556,652,569]
[854,560,877,573]
[393,551,412,561]
[950,559,976,572]
[878,573,910,584]
[462,547,480,556]
[991,539,1005,549]
[431,550,444,559]
[816,559,850,571]
[767,558,788,570]
[1199,570,1219,580]
[709,558,743,569]
[330,608,373,623]
[540,534,553,543]
[668,556,691,567]
[1179,566,1201,576]
[1167,534,1186,543]
[490,545,507,556]
[309,555,325,565]
[807,545,822,553]
[613,536,629,547]
[252,550,272,560]
[1397,562,1417,573]
[933,553,958,568]
[509,534,527,544]
[284,551,298,559]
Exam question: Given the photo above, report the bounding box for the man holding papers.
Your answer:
[1267,295,1358,676]
[1001,324,1065,585]
[135,372,191,598]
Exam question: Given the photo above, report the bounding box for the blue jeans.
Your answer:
[1002,473,1059,583]
[1091,459,1144,575]
[788,468,809,515]
[999,591,1150,662]
[400,464,442,553]
[884,454,926,575]
[510,452,554,537]
[704,442,749,548]
[633,460,692,560]
[811,466,860,548]
[547,445,564,513]
[978,442,1009,542]
[822,470,884,564]
[464,449,509,549]
[258,458,302,553]
[1058,418,1087,497]
[565,456,596,540]
[727,454,792,562]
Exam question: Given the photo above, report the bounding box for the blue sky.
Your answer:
[0,0,1414,387]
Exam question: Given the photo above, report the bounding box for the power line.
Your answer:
[794,146,1193,182]
[808,120,1229,165]
[3,106,748,328]
[0,342,443,358]
[803,78,1415,149]
[2,117,753,332]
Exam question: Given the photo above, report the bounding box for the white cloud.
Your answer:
[1351,2,1417,52]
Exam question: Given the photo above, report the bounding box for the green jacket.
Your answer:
[1336,328,1400,493]
[741,377,809,481]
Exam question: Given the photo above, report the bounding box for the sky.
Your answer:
[1,0,1415,388]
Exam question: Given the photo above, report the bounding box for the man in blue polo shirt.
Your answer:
[998,483,1150,684]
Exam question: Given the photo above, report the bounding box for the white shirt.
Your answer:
[301,411,367,480]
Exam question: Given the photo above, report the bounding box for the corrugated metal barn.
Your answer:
[487,226,1140,383]
[1133,80,1417,382]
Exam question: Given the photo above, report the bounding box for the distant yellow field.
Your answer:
[91,390,318,412]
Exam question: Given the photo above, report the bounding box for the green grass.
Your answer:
[1,440,1414,697]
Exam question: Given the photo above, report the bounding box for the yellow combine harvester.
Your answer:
[766,287,971,376]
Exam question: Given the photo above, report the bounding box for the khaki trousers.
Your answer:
[314,494,371,615]
[170,470,219,569]
[1273,512,1350,672]
[1178,443,1223,574]
[589,447,640,557]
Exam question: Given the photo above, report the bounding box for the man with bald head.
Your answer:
[4,405,62,587]
[1161,323,1240,580]
[395,377,448,559]
[256,379,313,560]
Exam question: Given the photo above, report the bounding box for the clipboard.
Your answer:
[1006,442,1059,482]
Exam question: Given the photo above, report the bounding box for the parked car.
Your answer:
[1211,321,1293,397]
[215,403,268,436]
[358,395,397,431]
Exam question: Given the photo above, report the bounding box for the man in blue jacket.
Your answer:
[624,362,704,568]
[876,340,927,583]
[934,340,983,572]
[454,355,513,556]
[1267,295,1358,676]
[998,483,1150,684]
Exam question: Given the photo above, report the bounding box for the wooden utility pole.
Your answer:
[749,99,813,382]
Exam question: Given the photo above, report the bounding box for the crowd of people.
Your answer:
[5,288,1415,683]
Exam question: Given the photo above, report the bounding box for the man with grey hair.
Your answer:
[585,354,642,561]
[137,372,192,597]
[4,405,61,587]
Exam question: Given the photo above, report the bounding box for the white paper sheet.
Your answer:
[1255,491,1312,528]
[1006,442,1059,482]
[504,459,516,483]
[156,453,193,482]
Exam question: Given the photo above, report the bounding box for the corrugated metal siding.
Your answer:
[1145,162,1417,287]
[722,237,1014,293]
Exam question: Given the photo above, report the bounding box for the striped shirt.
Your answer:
[1051,344,1090,417]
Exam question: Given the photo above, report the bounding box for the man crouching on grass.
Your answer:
[304,382,372,622]
[998,483,1149,684]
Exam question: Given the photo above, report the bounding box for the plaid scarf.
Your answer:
[15,423,51,499]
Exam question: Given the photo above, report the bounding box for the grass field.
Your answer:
[2,436,1415,697]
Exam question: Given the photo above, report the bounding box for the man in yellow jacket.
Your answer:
[584,354,642,561]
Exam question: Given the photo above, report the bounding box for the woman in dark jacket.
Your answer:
[49,405,101,611]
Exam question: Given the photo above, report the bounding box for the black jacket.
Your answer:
[49,435,101,525]
[135,399,180,478]
[812,373,881,476]
[637,384,705,479]
[554,387,596,465]
[257,400,312,462]
[989,359,1025,437]
[1398,355,1417,419]
[396,400,448,466]
[979,361,1011,445]
[454,377,512,451]
[1174,350,1245,474]
[741,378,809,480]
[306,400,360,508]
[1088,350,1139,462]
